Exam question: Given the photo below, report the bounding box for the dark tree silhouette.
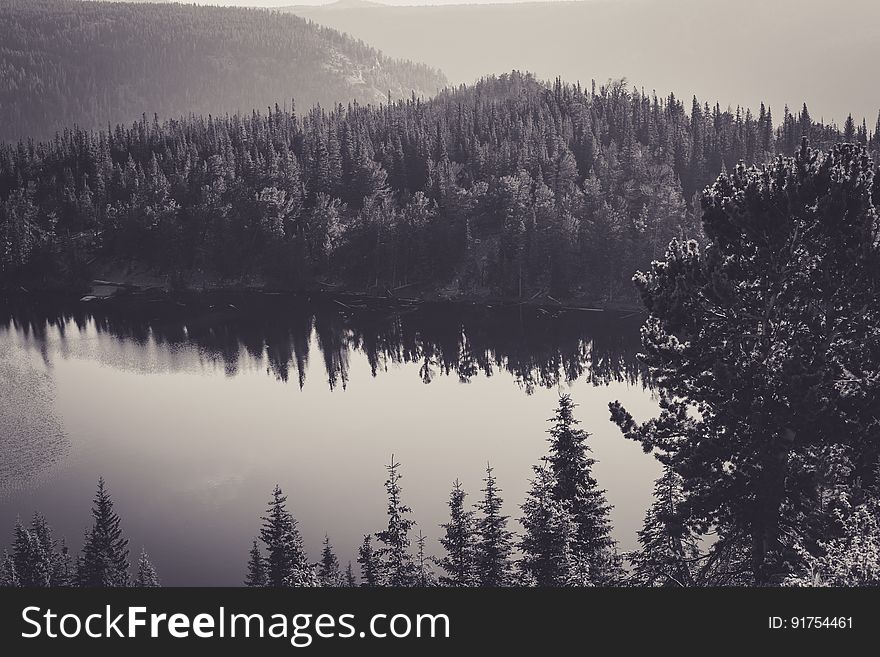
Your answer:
[475,465,514,587]
[357,534,382,587]
[611,141,880,585]
[76,478,131,587]
[436,479,478,587]
[259,485,316,587]
[375,457,416,586]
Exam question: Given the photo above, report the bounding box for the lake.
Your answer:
[0,293,660,585]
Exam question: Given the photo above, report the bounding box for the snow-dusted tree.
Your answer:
[436,479,478,587]
[134,549,160,587]
[12,518,51,587]
[245,539,267,587]
[415,531,437,587]
[519,465,588,587]
[376,457,416,586]
[357,534,381,587]
[611,141,880,585]
[259,485,316,587]
[475,464,514,586]
[77,479,131,587]
[344,562,357,587]
[628,467,700,586]
[1,551,20,587]
[784,502,880,586]
[544,395,619,584]
[317,535,342,586]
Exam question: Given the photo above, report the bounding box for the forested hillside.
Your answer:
[0,0,445,142]
[2,72,878,304]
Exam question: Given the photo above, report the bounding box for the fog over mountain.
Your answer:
[284,0,880,127]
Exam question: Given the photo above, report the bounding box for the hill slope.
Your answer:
[284,0,880,127]
[0,0,446,141]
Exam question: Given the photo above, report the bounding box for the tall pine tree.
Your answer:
[628,467,700,586]
[77,478,131,587]
[475,464,514,587]
[376,457,416,586]
[134,549,160,587]
[357,534,382,587]
[436,479,478,587]
[544,395,619,584]
[244,539,267,587]
[259,485,316,587]
[317,534,342,586]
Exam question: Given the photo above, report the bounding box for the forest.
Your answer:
[2,124,879,589]
[0,0,445,142]
[3,71,878,307]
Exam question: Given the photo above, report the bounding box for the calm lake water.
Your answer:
[0,293,660,585]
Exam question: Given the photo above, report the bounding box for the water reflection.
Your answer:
[0,293,656,585]
[2,293,645,393]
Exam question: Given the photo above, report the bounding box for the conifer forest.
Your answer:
[1,0,880,590]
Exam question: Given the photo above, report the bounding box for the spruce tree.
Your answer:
[134,549,160,587]
[12,519,51,587]
[375,457,416,586]
[545,395,618,584]
[77,478,131,587]
[628,467,700,587]
[519,466,584,587]
[844,114,856,142]
[436,479,478,587]
[1,550,20,587]
[475,464,514,587]
[259,485,316,587]
[344,562,357,587]
[244,539,267,587]
[415,531,437,587]
[357,534,382,587]
[317,534,342,586]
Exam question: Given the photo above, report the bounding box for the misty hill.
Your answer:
[285,0,880,127]
[0,0,446,142]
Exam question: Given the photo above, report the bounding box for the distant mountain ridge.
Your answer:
[284,0,880,127]
[0,0,446,142]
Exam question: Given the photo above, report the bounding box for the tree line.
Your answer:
[0,0,445,142]
[3,72,878,305]
[1,478,159,587]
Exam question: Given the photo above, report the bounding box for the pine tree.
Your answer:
[844,114,856,142]
[344,562,357,587]
[519,466,583,587]
[436,479,478,586]
[134,549,160,587]
[12,518,51,587]
[475,464,514,587]
[544,395,617,584]
[259,485,316,587]
[77,479,131,587]
[317,534,342,586]
[611,141,880,585]
[375,457,416,586]
[244,539,267,587]
[357,534,382,587]
[1,550,20,587]
[628,467,700,587]
[415,531,437,587]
